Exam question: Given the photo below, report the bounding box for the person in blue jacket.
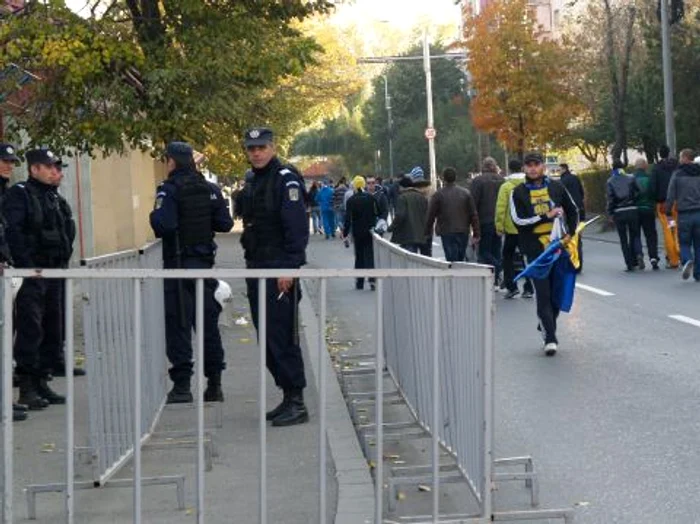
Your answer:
[149,141,233,404]
[315,179,335,239]
[239,127,310,427]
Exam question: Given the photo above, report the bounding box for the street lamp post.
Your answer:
[660,0,677,155]
[381,75,395,179]
[423,30,438,191]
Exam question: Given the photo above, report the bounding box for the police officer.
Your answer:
[149,142,233,404]
[3,148,73,410]
[240,127,309,427]
[0,143,29,421]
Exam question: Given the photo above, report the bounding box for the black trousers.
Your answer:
[164,258,225,383]
[246,277,306,392]
[353,234,375,288]
[613,209,641,269]
[502,234,533,293]
[533,270,560,345]
[478,223,502,278]
[14,279,63,377]
[637,208,659,260]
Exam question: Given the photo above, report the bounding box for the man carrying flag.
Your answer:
[510,152,579,356]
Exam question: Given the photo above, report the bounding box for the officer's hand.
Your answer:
[278,278,294,294]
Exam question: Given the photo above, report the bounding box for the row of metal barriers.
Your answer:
[0,234,574,522]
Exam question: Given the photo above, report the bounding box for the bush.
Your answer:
[579,169,610,216]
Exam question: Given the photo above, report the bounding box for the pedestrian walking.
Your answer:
[496,160,534,299]
[632,159,660,270]
[367,176,389,222]
[343,176,380,290]
[408,166,434,256]
[651,145,680,268]
[471,157,505,284]
[666,149,700,281]
[4,149,75,410]
[149,141,233,404]
[307,181,322,234]
[388,175,429,254]
[239,127,310,427]
[425,167,480,263]
[559,163,586,272]
[607,160,642,271]
[333,178,348,235]
[316,179,335,238]
[510,152,579,356]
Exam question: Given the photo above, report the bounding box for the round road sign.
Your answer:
[424,128,436,140]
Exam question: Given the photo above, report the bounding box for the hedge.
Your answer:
[579,169,610,216]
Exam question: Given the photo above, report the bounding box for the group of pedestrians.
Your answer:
[607,146,700,281]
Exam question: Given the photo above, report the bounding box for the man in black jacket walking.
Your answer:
[344,176,380,290]
[510,152,579,356]
[651,145,680,268]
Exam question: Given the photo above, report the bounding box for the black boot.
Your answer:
[271,389,309,427]
[17,375,49,410]
[37,377,66,405]
[167,379,193,404]
[13,409,27,422]
[203,374,224,402]
[14,403,28,412]
[266,391,290,421]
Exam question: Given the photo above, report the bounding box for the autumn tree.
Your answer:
[463,0,580,158]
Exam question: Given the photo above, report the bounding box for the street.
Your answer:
[309,232,700,523]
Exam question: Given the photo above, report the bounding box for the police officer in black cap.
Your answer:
[3,148,74,409]
[240,127,310,427]
[149,141,233,404]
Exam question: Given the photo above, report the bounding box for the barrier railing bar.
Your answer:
[483,275,494,517]
[3,275,13,524]
[258,278,267,524]
[133,278,142,523]
[318,278,327,524]
[195,279,205,524]
[375,278,384,524]
[431,277,440,522]
[65,278,76,524]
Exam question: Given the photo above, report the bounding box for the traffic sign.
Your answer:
[424,127,436,140]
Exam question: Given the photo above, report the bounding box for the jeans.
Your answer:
[502,234,533,293]
[635,208,659,261]
[321,210,336,238]
[613,209,641,269]
[441,233,469,262]
[334,209,345,234]
[311,207,321,233]
[478,223,502,278]
[678,209,700,279]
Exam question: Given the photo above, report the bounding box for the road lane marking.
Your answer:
[575,283,615,297]
[669,315,700,328]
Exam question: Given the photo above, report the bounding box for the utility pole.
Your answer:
[423,30,438,191]
[660,0,677,155]
[381,75,395,179]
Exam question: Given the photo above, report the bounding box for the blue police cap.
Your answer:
[165,141,194,161]
[25,148,58,166]
[244,128,274,147]
[0,143,20,164]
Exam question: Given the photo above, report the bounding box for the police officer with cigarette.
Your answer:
[239,127,310,427]
[149,142,233,404]
[4,148,73,410]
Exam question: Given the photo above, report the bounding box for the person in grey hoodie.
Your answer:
[666,148,700,281]
[606,160,642,271]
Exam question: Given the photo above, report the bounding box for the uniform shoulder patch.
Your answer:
[279,168,292,176]
[288,187,300,202]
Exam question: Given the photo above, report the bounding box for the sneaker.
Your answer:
[682,260,694,281]
[504,289,520,300]
[522,289,534,299]
[650,258,659,270]
[637,255,645,270]
[543,342,558,357]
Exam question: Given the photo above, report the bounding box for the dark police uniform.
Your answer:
[239,127,309,426]
[3,148,74,409]
[149,142,233,403]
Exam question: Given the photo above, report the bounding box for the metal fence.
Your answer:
[0,244,574,523]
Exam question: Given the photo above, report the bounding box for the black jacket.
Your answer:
[510,177,579,260]
[651,158,678,203]
[666,162,700,215]
[344,190,379,239]
[471,170,504,225]
[560,170,585,219]
[606,171,639,216]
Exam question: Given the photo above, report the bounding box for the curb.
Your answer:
[299,284,375,524]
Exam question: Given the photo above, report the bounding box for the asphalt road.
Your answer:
[310,231,700,523]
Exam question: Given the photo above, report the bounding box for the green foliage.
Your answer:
[580,169,611,215]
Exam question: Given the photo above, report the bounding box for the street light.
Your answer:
[380,75,394,180]
[660,0,677,155]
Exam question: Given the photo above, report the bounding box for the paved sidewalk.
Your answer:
[7,234,338,523]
